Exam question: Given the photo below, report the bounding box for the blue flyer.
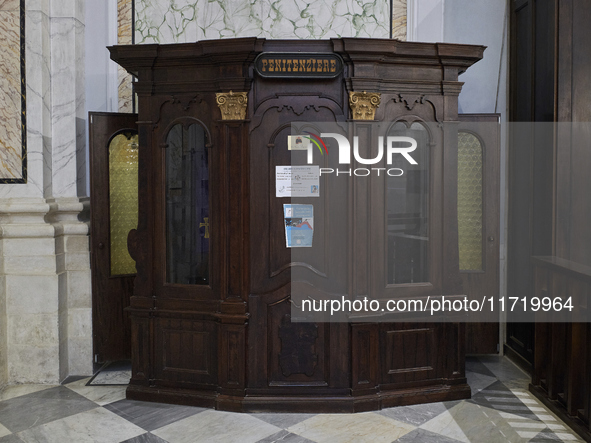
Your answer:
[283,204,314,248]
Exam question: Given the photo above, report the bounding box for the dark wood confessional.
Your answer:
[109,38,484,412]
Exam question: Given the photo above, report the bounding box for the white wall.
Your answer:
[408,0,508,113]
[443,0,508,115]
[84,0,120,194]
[407,0,444,42]
[85,0,119,114]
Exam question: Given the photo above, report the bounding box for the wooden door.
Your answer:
[458,114,501,354]
[89,112,138,362]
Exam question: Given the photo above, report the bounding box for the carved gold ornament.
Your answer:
[349,91,381,120]
[216,91,248,120]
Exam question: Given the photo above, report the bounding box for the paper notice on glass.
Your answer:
[284,204,314,248]
[288,135,312,151]
[276,165,320,198]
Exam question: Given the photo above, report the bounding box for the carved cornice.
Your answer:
[393,94,426,111]
[216,91,248,120]
[154,95,204,127]
[391,93,441,122]
[349,91,380,120]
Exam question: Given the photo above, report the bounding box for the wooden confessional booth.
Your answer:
[109,37,484,412]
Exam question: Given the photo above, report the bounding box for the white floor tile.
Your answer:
[0,423,12,438]
[152,410,281,443]
[65,377,126,405]
[288,412,416,443]
[17,407,144,443]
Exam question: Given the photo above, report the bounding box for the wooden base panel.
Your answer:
[127,383,471,413]
[530,384,591,443]
[504,343,533,375]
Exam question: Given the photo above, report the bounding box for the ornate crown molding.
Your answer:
[393,94,426,111]
[349,91,381,120]
[216,91,248,120]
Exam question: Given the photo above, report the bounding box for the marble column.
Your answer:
[48,0,92,381]
[392,0,407,40]
[46,198,92,381]
[117,0,133,112]
[0,0,92,387]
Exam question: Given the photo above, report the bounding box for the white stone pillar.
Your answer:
[46,198,92,381]
[0,199,59,384]
[47,0,93,381]
[0,0,92,387]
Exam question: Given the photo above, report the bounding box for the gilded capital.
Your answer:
[216,91,248,120]
[349,91,381,120]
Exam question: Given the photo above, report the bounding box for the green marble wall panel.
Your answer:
[135,0,390,43]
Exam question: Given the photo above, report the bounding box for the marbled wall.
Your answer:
[135,0,390,43]
[50,1,86,198]
[0,0,24,181]
[118,0,133,112]
[392,0,406,40]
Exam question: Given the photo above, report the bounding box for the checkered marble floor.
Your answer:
[0,357,584,443]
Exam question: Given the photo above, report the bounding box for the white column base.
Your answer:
[0,197,92,386]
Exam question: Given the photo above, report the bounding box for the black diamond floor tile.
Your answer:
[0,386,98,433]
[119,432,171,443]
[394,428,465,443]
[105,399,205,432]
[256,430,315,443]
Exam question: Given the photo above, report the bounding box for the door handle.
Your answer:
[98,242,105,249]
[488,236,494,242]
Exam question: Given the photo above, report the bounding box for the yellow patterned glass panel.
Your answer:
[458,132,483,271]
[109,132,139,275]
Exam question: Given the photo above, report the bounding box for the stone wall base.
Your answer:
[0,197,92,386]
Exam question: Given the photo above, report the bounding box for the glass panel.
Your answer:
[109,132,139,275]
[166,123,209,285]
[458,131,483,271]
[387,122,429,284]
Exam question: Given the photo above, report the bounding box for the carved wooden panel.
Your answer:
[154,318,217,387]
[219,324,246,392]
[530,257,591,441]
[379,323,439,386]
[218,121,249,302]
[129,314,150,385]
[278,314,318,377]
[267,297,329,386]
[351,324,378,395]
[249,93,348,295]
